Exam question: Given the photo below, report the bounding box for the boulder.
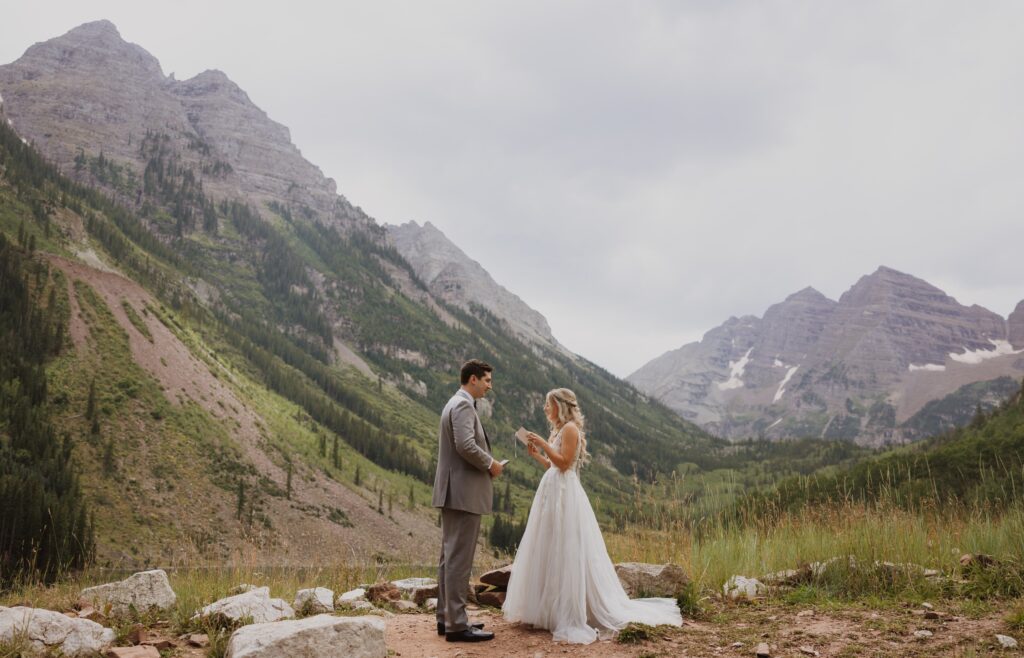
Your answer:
[723,576,766,601]
[760,565,812,587]
[390,577,436,592]
[614,563,690,598]
[80,570,177,615]
[477,590,506,607]
[193,587,294,624]
[412,584,438,606]
[959,553,996,572]
[0,606,115,657]
[225,614,386,658]
[366,582,400,604]
[996,634,1018,649]
[293,588,334,614]
[337,588,366,604]
[392,600,418,612]
[424,598,438,612]
[350,601,375,612]
[479,565,512,588]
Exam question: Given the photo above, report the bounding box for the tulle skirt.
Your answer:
[502,467,682,644]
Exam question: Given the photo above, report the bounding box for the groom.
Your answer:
[432,359,503,642]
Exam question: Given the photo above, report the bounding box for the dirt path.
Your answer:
[384,602,1020,658]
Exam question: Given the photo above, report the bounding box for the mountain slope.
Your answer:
[0,21,724,566]
[386,220,562,351]
[734,378,1024,516]
[630,267,1024,445]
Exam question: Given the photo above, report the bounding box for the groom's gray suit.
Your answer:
[432,388,494,633]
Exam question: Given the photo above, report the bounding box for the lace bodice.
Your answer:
[551,426,583,472]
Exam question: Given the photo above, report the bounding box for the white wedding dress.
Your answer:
[502,427,682,644]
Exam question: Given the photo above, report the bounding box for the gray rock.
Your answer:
[390,577,435,594]
[996,634,1018,649]
[294,587,334,614]
[0,606,115,657]
[337,588,366,604]
[80,569,177,615]
[913,630,933,639]
[722,575,765,601]
[194,587,294,624]
[614,562,690,598]
[225,614,385,658]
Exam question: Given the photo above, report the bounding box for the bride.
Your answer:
[502,388,683,644]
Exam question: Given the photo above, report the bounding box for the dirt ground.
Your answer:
[383,602,1021,658]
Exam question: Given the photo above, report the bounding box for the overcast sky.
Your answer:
[3,2,1024,376]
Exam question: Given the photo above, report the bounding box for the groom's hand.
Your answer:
[489,459,504,478]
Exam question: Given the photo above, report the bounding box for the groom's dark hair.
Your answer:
[460,359,493,384]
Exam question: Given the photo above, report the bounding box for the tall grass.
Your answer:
[606,472,1024,600]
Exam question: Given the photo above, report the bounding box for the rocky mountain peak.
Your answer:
[784,286,831,304]
[0,20,359,224]
[1009,300,1024,349]
[839,266,947,307]
[21,19,165,81]
[629,268,1023,444]
[386,221,562,350]
[176,69,247,98]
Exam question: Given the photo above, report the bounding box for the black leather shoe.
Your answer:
[437,621,484,635]
[445,628,494,642]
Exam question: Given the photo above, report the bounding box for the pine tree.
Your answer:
[286,461,293,500]
[407,483,415,509]
[102,439,116,476]
[86,378,96,420]
[332,435,340,469]
[318,432,326,458]
[354,464,362,486]
[377,489,384,515]
[236,480,246,520]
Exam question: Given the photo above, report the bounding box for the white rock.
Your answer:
[390,577,436,592]
[225,614,386,658]
[913,630,933,639]
[338,588,366,603]
[294,587,334,614]
[0,606,115,657]
[723,575,766,601]
[80,569,176,615]
[392,600,418,612]
[996,634,1018,649]
[194,587,294,624]
[350,601,375,611]
[424,598,438,611]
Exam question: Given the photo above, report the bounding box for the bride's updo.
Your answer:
[546,388,588,466]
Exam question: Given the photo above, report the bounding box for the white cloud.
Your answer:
[3,1,1024,376]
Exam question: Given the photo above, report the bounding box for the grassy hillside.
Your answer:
[731,378,1024,521]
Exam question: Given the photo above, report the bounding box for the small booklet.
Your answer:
[515,427,530,446]
[498,459,510,466]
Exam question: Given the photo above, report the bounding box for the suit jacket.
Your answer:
[431,389,494,515]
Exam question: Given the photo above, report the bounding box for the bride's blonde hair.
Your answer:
[546,388,588,466]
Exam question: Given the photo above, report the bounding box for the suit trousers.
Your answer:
[436,507,482,632]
